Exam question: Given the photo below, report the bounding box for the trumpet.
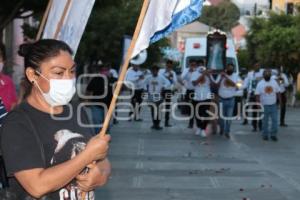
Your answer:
[236,81,243,89]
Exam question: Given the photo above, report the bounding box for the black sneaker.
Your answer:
[225,133,231,139]
[242,121,248,125]
[263,136,269,141]
[280,124,288,127]
[252,128,257,132]
[165,123,172,127]
[270,136,278,142]
[155,126,163,130]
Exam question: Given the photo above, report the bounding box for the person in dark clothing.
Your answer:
[273,68,290,127]
[0,40,110,200]
[86,64,117,133]
[0,97,9,189]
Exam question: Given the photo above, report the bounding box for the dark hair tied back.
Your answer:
[19,39,73,100]
[18,43,33,58]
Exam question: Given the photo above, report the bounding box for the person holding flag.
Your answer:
[1,40,111,200]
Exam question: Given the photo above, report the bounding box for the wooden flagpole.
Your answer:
[36,0,53,41]
[99,0,150,137]
[54,0,72,39]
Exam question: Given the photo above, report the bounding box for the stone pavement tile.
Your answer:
[95,188,287,200]
[95,107,300,200]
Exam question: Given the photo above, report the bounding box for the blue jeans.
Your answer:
[91,106,105,134]
[219,97,235,134]
[262,104,278,137]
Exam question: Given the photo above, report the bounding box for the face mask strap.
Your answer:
[32,78,46,95]
[35,70,50,82]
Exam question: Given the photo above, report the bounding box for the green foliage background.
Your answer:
[246,12,300,75]
[199,0,240,32]
[2,0,168,72]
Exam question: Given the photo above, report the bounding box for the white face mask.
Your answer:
[35,72,76,107]
[0,63,4,72]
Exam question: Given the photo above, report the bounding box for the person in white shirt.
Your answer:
[125,63,145,121]
[243,63,264,131]
[181,59,197,128]
[196,60,206,73]
[191,69,212,137]
[217,64,240,139]
[272,68,290,127]
[145,65,170,130]
[255,69,281,141]
[159,60,178,127]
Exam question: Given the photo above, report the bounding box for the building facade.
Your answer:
[272,0,300,14]
[231,0,271,16]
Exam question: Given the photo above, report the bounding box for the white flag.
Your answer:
[132,0,204,58]
[42,0,95,55]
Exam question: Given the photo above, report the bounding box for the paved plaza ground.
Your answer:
[96,107,300,200]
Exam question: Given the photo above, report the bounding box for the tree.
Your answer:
[246,13,300,74]
[199,0,240,32]
[75,0,168,70]
[4,0,168,72]
[0,0,47,40]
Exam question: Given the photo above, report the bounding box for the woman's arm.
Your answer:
[15,134,110,198]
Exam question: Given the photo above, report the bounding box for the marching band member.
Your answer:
[145,65,170,130]
[196,59,206,73]
[217,64,241,139]
[159,60,178,127]
[191,69,212,137]
[255,69,281,141]
[181,59,197,128]
[273,67,290,127]
[125,63,145,121]
[243,63,264,132]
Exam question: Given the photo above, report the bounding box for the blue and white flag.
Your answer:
[132,0,204,58]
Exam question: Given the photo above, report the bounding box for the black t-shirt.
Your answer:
[1,101,95,200]
[86,76,117,106]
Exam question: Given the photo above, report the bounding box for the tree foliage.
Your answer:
[246,13,300,74]
[75,0,168,69]
[199,0,240,32]
[0,0,47,39]
[3,0,168,71]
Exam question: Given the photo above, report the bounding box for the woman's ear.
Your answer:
[25,67,37,83]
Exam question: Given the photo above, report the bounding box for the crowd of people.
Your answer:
[0,39,296,199]
[121,59,293,142]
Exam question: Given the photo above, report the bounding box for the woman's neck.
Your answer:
[27,90,63,115]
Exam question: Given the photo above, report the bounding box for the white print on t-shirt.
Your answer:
[51,129,95,200]
[59,186,94,200]
[255,79,280,106]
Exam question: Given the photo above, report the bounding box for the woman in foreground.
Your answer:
[1,39,111,200]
